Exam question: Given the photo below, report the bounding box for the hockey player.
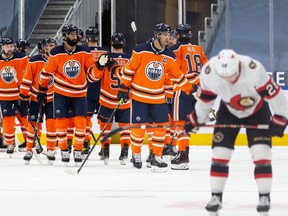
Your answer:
[97,32,131,165]
[170,23,208,170]
[19,38,57,164]
[0,37,28,154]
[84,26,109,157]
[185,49,288,216]
[117,23,193,172]
[16,39,30,55]
[38,25,105,165]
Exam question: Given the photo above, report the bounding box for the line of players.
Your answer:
[0,23,208,171]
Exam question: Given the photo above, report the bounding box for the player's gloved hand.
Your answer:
[37,85,48,103]
[166,97,173,104]
[18,94,30,111]
[95,54,109,70]
[107,59,119,74]
[185,111,200,134]
[269,114,288,137]
[117,84,130,103]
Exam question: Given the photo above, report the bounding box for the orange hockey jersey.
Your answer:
[20,54,54,103]
[99,52,131,109]
[172,42,208,85]
[121,42,192,104]
[0,52,28,101]
[40,45,102,98]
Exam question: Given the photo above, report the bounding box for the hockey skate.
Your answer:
[45,150,56,165]
[150,154,168,173]
[205,195,222,216]
[81,140,90,159]
[103,144,110,165]
[0,140,7,152]
[257,194,270,216]
[61,150,70,165]
[6,143,15,156]
[18,140,27,152]
[98,148,103,157]
[131,152,142,169]
[73,150,82,166]
[162,144,178,161]
[171,146,189,170]
[23,151,33,165]
[146,150,152,168]
[119,143,129,165]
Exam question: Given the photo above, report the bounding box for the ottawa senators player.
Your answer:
[170,24,208,170]
[97,32,131,165]
[0,37,28,154]
[19,38,57,165]
[116,23,193,172]
[38,25,105,165]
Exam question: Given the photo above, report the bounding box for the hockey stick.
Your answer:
[65,99,123,175]
[30,103,45,165]
[101,123,270,144]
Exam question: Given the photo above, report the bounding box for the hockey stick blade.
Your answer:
[31,148,43,165]
[65,168,78,175]
[131,21,137,32]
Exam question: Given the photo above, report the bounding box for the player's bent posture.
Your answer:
[117,23,193,173]
[185,49,288,216]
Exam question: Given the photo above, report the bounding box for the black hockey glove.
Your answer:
[107,58,119,72]
[95,54,109,70]
[18,94,30,111]
[37,85,48,104]
[185,111,200,134]
[269,114,288,137]
[117,84,130,103]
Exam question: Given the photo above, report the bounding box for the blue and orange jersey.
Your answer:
[171,42,208,85]
[40,45,102,98]
[99,52,131,109]
[20,54,54,103]
[0,52,28,101]
[121,42,192,104]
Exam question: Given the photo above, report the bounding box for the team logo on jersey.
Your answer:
[0,66,16,83]
[145,61,164,81]
[63,60,81,78]
[38,72,54,87]
[228,94,256,110]
[213,132,224,143]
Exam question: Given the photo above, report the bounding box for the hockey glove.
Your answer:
[185,111,200,134]
[37,85,48,103]
[95,54,109,70]
[107,59,119,72]
[269,114,288,137]
[18,94,30,111]
[117,84,130,103]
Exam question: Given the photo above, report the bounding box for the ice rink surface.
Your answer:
[0,145,287,216]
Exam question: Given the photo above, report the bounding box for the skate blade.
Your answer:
[18,148,27,152]
[259,212,269,216]
[151,166,168,173]
[47,160,54,165]
[171,163,189,170]
[104,158,109,165]
[146,163,151,168]
[65,168,78,175]
[120,159,127,166]
[24,160,30,165]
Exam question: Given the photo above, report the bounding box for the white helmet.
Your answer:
[215,49,240,78]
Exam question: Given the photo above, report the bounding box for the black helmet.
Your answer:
[154,23,171,35]
[62,24,78,36]
[37,41,43,52]
[41,38,57,47]
[85,27,99,39]
[1,37,13,45]
[111,32,126,48]
[78,29,84,38]
[16,39,30,48]
[176,24,193,39]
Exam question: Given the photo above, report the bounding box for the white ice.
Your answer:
[0,145,287,216]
